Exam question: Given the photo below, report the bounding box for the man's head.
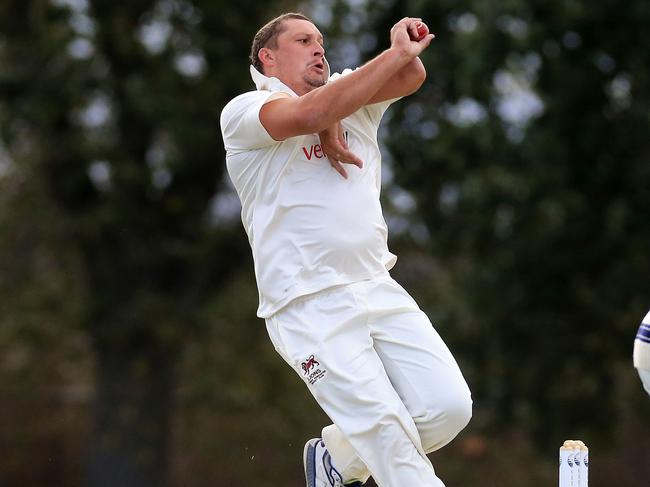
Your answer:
[250,13,327,96]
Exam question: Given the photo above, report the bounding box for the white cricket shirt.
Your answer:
[220,66,398,317]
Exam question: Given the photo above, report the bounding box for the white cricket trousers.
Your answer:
[265,275,472,486]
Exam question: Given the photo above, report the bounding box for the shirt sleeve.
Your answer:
[364,98,400,127]
[220,91,283,152]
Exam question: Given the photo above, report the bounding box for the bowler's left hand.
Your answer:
[318,122,363,179]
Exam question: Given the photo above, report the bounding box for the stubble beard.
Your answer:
[303,73,326,91]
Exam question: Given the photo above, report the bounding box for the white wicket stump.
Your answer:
[559,439,589,487]
[576,440,588,487]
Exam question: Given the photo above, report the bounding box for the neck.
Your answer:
[264,69,311,96]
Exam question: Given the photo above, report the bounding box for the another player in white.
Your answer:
[633,310,650,396]
[220,13,472,486]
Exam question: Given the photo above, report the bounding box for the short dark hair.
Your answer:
[250,12,314,74]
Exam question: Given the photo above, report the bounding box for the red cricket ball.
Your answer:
[410,21,429,41]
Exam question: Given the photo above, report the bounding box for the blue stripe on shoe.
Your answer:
[637,324,650,340]
[306,442,317,487]
[323,449,334,485]
[637,324,650,344]
[322,446,344,486]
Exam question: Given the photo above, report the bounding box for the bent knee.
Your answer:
[438,392,472,435]
[416,392,472,452]
[447,393,473,432]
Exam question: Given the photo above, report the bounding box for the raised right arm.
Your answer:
[260,18,434,141]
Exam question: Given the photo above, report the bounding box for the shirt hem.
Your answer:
[257,269,391,319]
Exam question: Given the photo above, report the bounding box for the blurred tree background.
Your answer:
[0,0,648,486]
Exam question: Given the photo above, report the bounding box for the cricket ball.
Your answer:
[410,21,429,41]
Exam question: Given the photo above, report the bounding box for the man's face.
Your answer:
[262,19,327,95]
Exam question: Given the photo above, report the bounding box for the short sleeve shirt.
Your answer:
[220,66,397,318]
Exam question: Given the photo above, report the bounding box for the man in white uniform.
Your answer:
[633,310,650,396]
[220,12,472,486]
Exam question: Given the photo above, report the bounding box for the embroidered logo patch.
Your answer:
[300,354,327,385]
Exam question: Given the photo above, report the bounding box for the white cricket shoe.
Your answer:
[303,438,362,487]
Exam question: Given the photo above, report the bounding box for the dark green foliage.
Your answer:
[0,0,289,485]
[1,0,649,485]
[356,0,650,447]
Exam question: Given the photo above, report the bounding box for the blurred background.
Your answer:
[1,0,649,486]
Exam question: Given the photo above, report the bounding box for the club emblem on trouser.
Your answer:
[300,355,327,385]
[302,355,320,375]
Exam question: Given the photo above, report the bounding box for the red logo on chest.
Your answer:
[302,144,325,160]
[301,132,349,162]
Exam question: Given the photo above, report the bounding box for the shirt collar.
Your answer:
[249,57,331,95]
[249,65,297,95]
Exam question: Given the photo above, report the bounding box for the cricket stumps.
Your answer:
[559,439,589,487]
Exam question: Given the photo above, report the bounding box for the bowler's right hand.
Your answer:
[390,17,435,58]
